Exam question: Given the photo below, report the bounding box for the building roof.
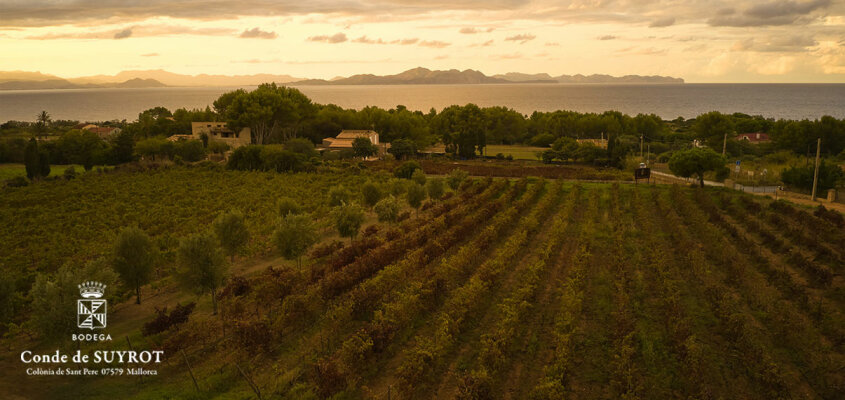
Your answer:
[336,130,378,139]
[167,134,194,142]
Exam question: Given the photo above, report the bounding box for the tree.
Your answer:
[0,273,16,327]
[668,147,726,188]
[446,169,468,190]
[111,130,136,164]
[177,231,228,315]
[694,111,735,149]
[277,197,303,217]
[28,260,117,342]
[406,183,427,210]
[781,161,844,193]
[426,177,445,200]
[284,138,319,159]
[112,227,157,304]
[216,84,316,144]
[552,137,579,161]
[361,182,383,207]
[411,169,427,185]
[334,203,365,243]
[374,196,402,224]
[329,187,351,207]
[352,137,378,159]
[388,139,417,160]
[56,129,104,170]
[273,214,318,268]
[394,161,422,179]
[212,210,250,262]
[34,110,50,139]
[24,138,40,180]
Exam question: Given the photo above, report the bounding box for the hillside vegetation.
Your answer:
[2,166,842,399]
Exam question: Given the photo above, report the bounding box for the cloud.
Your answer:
[545,42,560,46]
[399,38,419,45]
[649,17,675,28]
[354,35,386,44]
[505,34,536,43]
[419,40,451,48]
[239,27,277,39]
[308,32,348,43]
[113,28,132,39]
[141,52,159,57]
[459,27,494,34]
[26,25,236,40]
[493,53,523,59]
[709,0,832,27]
[471,39,494,47]
[597,35,616,40]
[733,34,818,52]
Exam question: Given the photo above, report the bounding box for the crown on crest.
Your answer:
[78,281,106,299]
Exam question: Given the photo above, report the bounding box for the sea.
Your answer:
[1,83,843,122]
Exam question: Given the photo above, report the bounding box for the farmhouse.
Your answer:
[81,125,121,139]
[321,130,380,149]
[737,132,770,143]
[190,122,251,148]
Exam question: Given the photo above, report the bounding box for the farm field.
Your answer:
[2,167,844,399]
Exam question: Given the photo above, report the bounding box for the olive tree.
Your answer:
[426,177,445,200]
[361,182,383,207]
[668,147,726,188]
[374,196,402,224]
[28,260,117,342]
[112,227,157,304]
[273,214,319,269]
[212,210,250,262]
[406,183,427,211]
[446,169,468,190]
[334,203,365,243]
[177,232,228,315]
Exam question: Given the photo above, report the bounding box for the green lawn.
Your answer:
[0,163,111,181]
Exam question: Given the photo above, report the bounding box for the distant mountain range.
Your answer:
[0,68,683,90]
[291,67,683,85]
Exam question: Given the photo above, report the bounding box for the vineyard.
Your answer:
[2,166,844,399]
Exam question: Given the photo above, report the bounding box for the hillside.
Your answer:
[1,166,842,399]
[0,78,168,90]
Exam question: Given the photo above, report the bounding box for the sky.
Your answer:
[1,0,844,83]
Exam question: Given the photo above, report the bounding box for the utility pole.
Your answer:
[640,135,644,159]
[722,132,727,156]
[811,138,821,201]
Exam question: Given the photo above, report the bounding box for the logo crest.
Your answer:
[77,281,107,330]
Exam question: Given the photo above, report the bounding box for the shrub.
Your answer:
[141,302,196,336]
[426,177,445,200]
[63,166,77,180]
[780,161,844,193]
[446,169,468,190]
[530,133,556,147]
[361,182,383,207]
[207,140,230,155]
[394,160,422,179]
[334,202,365,241]
[329,187,351,206]
[260,145,306,173]
[284,138,319,159]
[6,176,28,187]
[411,168,427,185]
[406,183,427,210]
[175,140,207,162]
[374,196,402,223]
[227,145,262,171]
[277,197,302,217]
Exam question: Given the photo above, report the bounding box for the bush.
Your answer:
[175,140,207,162]
[6,176,28,187]
[284,138,319,159]
[406,183,427,209]
[329,187,351,206]
[495,153,506,160]
[277,197,302,217]
[207,140,230,155]
[781,161,844,193]
[530,133,556,147]
[715,165,730,182]
[260,145,306,173]
[374,196,402,223]
[411,168,427,185]
[426,177,445,200]
[361,182,383,207]
[227,145,263,171]
[446,169,468,190]
[141,302,196,336]
[394,160,422,179]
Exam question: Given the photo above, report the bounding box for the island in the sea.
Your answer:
[0,67,683,90]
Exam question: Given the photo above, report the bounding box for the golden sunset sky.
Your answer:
[1,0,844,82]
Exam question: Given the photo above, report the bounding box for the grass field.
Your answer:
[0,163,112,181]
[2,167,844,399]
